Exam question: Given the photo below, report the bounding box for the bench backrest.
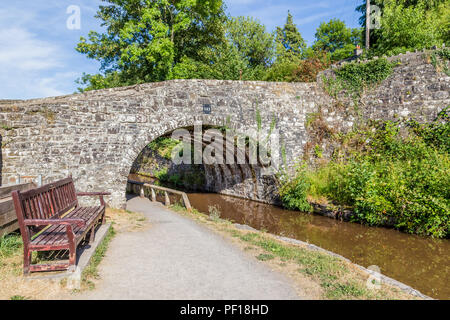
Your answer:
[12,177,78,228]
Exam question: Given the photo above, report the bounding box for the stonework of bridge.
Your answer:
[1,51,449,208]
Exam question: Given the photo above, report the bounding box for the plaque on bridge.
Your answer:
[203,104,212,114]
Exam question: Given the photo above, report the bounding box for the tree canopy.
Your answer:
[76,0,226,89]
[356,0,448,55]
[75,0,448,90]
[313,19,362,62]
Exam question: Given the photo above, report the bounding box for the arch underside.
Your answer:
[127,119,281,208]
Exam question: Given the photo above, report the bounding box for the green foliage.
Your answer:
[356,0,448,57]
[313,19,362,62]
[279,164,312,212]
[265,12,307,82]
[10,295,29,300]
[226,16,275,70]
[256,253,275,261]
[153,167,169,183]
[172,16,274,81]
[148,137,182,160]
[323,58,395,102]
[264,59,300,82]
[76,0,226,90]
[374,1,443,55]
[275,12,307,61]
[430,48,450,76]
[0,233,22,260]
[335,58,395,94]
[82,227,116,284]
[407,107,450,153]
[76,72,124,92]
[75,0,447,88]
[306,116,450,238]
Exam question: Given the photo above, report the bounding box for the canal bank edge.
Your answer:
[234,223,433,300]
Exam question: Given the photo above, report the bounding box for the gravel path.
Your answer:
[78,196,304,300]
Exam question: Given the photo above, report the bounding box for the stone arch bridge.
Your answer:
[1,52,448,207]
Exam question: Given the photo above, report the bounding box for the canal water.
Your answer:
[128,174,449,299]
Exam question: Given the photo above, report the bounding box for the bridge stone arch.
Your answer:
[1,80,328,208]
[1,54,448,208]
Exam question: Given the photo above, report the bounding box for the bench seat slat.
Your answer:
[35,207,91,247]
[30,207,103,248]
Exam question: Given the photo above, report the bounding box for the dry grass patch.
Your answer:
[105,207,149,233]
[0,207,149,299]
[0,233,65,300]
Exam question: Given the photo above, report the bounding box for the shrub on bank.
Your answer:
[280,110,450,238]
[278,164,312,212]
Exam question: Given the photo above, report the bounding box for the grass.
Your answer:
[10,295,29,300]
[256,253,275,261]
[208,205,221,222]
[169,204,418,300]
[0,233,23,260]
[0,207,147,299]
[80,226,116,291]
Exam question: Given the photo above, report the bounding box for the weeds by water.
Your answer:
[208,205,222,222]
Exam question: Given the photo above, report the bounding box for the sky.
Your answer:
[0,0,363,100]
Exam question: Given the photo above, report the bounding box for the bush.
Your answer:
[279,165,312,212]
[148,137,182,160]
[314,119,450,238]
[334,58,395,95]
[284,113,450,238]
[291,52,331,82]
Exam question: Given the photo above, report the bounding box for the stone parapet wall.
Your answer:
[0,51,448,208]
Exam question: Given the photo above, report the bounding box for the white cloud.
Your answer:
[296,6,355,25]
[0,28,62,71]
[34,72,80,97]
[0,26,70,99]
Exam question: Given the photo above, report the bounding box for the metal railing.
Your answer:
[127,180,192,212]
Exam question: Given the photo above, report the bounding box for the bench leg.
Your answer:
[101,209,106,225]
[68,240,77,272]
[23,248,32,275]
[89,227,95,244]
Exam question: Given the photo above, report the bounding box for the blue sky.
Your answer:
[0,0,363,99]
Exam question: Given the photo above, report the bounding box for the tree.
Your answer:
[313,19,362,62]
[76,0,226,90]
[266,12,307,81]
[275,12,307,61]
[226,16,275,70]
[172,16,274,81]
[355,0,447,55]
[374,1,444,55]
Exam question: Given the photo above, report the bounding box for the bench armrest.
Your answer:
[76,192,111,197]
[24,218,86,227]
[76,192,110,206]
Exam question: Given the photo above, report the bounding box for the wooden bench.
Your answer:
[11,177,110,274]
